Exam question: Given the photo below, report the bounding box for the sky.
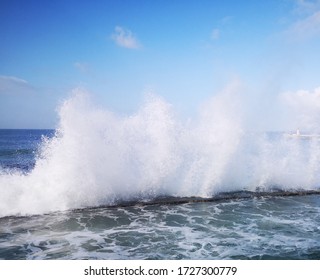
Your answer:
[1,0,320,129]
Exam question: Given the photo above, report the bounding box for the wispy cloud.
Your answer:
[220,16,233,25]
[0,75,34,94]
[284,1,320,41]
[211,28,220,40]
[111,26,141,49]
[294,0,320,14]
[209,16,232,42]
[287,10,320,40]
[74,62,89,73]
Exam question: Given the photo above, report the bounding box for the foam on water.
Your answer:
[1,196,319,259]
[1,86,320,217]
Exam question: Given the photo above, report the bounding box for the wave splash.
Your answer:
[1,87,320,217]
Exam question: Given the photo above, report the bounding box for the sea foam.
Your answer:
[1,87,320,217]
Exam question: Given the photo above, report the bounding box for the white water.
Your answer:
[1,86,320,217]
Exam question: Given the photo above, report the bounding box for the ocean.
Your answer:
[1,94,320,260]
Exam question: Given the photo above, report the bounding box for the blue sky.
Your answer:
[1,0,320,128]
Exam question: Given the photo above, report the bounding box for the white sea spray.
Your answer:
[1,86,320,217]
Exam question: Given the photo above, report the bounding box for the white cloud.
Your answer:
[111,26,141,49]
[284,1,320,40]
[211,28,220,40]
[287,10,320,40]
[220,16,233,25]
[209,16,232,42]
[294,0,320,14]
[0,75,28,85]
[74,62,89,73]
[0,75,33,94]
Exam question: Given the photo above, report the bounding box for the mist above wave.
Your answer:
[1,86,320,217]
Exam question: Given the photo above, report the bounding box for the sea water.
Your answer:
[0,91,320,259]
[1,195,320,260]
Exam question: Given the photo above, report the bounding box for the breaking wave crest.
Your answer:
[1,87,320,217]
